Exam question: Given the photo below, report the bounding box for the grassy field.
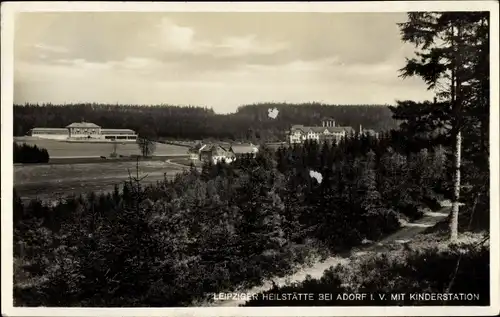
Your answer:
[14,160,188,202]
[14,137,188,158]
[169,157,202,167]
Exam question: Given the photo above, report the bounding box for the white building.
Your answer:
[27,122,137,141]
[199,144,236,164]
[288,118,355,144]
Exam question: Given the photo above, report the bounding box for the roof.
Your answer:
[32,128,68,131]
[362,129,378,135]
[231,144,259,154]
[66,122,101,128]
[188,143,206,153]
[101,129,136,134]
[200,144,228,155]
[290,125,353,134]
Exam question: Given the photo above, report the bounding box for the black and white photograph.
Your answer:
[1,1,499,316]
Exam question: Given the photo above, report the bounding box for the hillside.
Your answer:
[13,103,399,142]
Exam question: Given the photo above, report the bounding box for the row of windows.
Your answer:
[104,135,137,140]
[70,128,99,134]
[102,131,136,135]
[293,131,345,135]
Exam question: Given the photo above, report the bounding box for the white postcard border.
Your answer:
[2,1,499,316]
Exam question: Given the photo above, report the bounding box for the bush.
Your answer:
[14,143,50,164]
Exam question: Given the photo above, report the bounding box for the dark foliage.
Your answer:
[14,142,50,164]
[14,103,398,142]
[13,133,451,307]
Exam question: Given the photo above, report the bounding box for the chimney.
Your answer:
[359,124,362,133]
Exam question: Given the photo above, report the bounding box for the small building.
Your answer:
[199,144,235,164]
[187,143,207,160]
[229,143,259,158]
[360,128,379,138]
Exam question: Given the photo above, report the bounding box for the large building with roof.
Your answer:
[188,142,259,164]
[27,122,137,141]
[288,118,355,144]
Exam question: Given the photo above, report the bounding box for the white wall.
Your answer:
[212,156,234,164]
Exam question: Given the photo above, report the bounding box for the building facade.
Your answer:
[288,118,355,144]
[199,144,235,164]
[27,122,137,141]
[189,142,259,163]
[229,143,259,158]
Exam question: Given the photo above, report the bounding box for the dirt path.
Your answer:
[211,201,452,307]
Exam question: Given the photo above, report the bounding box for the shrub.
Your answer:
[14,143,50,164]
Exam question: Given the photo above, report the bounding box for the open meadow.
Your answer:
[14,137,188,158]
[14,160,188,202]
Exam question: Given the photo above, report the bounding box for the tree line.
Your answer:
[13,103,398,142]
[14,132,451,307]
[14,143,50,164]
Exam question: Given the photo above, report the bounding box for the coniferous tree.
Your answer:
[397,12,489,240]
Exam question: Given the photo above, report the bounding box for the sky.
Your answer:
[14,11,434,114]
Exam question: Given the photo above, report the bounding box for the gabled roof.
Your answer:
[188,143,206,153]
[66,122,101,128]
[322,117,335,121]
[200,144,227,155]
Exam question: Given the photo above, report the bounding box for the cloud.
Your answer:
[153,18,288,57]
[216,35,288,57]
[157,18,197,52]
[14,12,435,113]
[33,43,69,54]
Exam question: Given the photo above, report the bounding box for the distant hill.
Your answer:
[13,103,399,142]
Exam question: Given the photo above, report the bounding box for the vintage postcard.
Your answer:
[1,1,499,316]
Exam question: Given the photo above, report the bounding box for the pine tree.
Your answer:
[398,12,489,240]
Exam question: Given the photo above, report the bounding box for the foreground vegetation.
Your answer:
[14,132,450,307]
[245,234,489,306]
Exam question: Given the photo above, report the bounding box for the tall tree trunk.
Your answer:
[450,23,463,241]
[450,129,461,241]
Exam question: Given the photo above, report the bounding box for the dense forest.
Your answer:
[14,132,456,307]
[14,143,50,164]
[13,103,398,142]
